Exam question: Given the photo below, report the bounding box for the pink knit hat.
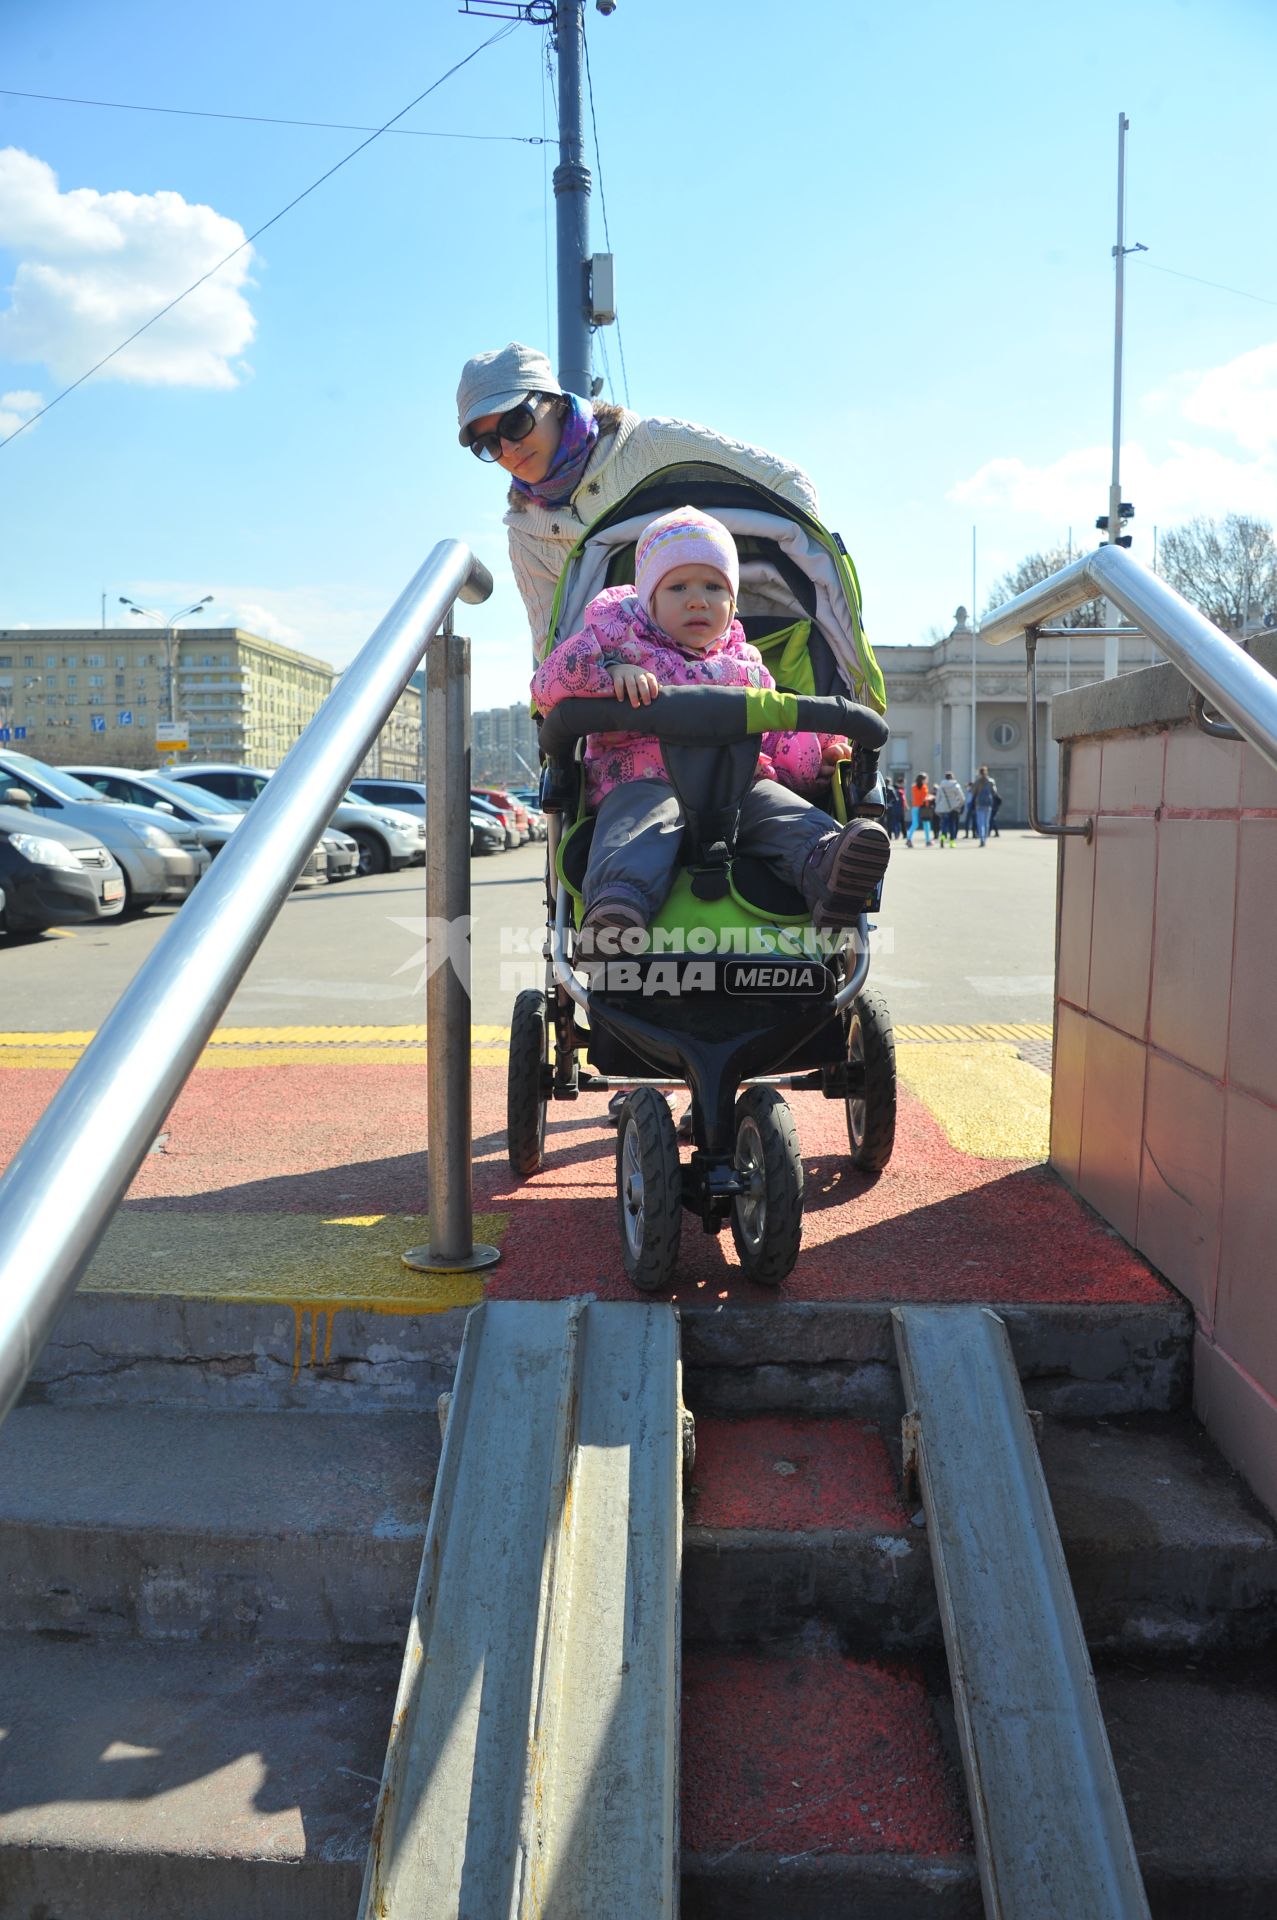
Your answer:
[634,507,740,616]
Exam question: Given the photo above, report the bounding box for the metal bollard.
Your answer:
[403,614,500,1276]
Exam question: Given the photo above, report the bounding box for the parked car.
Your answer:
[473,786,530,842]
[349,777,426,821]
[508,787,549,841]
[470,791,521,850]
[63,765,330,885]
[471,808,506,856]
[156,763,425,877]
[322,828,360,881]
[0,751,208,912]
[0,803,126,935]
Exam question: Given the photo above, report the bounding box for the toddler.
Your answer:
[530,506,890,946]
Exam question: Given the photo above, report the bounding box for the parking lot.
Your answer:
[1,830,1058,1035]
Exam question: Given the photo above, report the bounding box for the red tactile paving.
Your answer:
[0,1061,1170,1307]
[689,1416,906,1533]
[682,1650,971,1858]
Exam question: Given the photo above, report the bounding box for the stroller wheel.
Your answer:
[616,1088,683,1293]
[730,1087,804,1286]
[507,988,550,1178]
[846,988,897,1173]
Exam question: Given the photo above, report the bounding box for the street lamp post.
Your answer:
[118,594,213,759]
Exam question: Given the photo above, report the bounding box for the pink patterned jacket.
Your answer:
[530,586,844,810]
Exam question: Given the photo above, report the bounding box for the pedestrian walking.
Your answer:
[884,778,905,840]
[907,773,933,847]
[961,781,976,837]
[972,765,997,847]
[936,770,965,845]
[990,786,1003,838]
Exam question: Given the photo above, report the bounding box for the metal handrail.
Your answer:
[979,545,1277,776]
[0,539,492,1427]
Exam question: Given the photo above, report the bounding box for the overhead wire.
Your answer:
[0,24,521,451]
[581,19,629,407]
[1144,261,1277,310]
[0,86,543,144]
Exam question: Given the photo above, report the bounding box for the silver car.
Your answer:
[64,766,329,886]
[0,751,208,913]
[158,763,425,877]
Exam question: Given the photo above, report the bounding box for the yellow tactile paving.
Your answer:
[0,1020,1055,1072]
[895,1043,1051,1161]
[78,1210,504,1315]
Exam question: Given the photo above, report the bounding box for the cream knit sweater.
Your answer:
[505,408,819,661]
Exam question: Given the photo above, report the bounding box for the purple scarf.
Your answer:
[511,394,599,506]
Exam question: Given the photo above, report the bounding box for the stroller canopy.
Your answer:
[542,462,887,716]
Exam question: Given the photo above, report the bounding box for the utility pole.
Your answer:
[460,1,615,396]
[553,0,592,397]
[1100,112,1146,678]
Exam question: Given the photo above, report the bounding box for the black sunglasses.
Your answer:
[468,394,542,463]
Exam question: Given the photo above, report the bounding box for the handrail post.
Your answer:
[1025,627,1093,842]
[403,615,501,1277]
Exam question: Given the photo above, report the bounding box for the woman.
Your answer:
[457,342,820,664]
[907,772,933,848]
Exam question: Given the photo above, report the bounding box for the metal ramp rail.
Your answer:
[358,1299,682,1920]
[895,1308,1151,1919]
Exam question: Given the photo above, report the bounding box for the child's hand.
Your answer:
[609,663,660,707]
[821,739,853,776]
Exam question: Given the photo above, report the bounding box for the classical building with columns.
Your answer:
[876,609,1166,825]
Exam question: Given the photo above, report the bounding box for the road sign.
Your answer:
[13,726,26,739]
[0,728,9,742]
[155,722,189,751]
[118,710,133,727]
[91,714,106,733]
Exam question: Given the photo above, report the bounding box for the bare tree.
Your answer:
[983,546,1104,627]
[1158,514,1277,632]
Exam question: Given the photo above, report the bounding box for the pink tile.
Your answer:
[1241,742,1277,812]
[1148,819,1238,1079]
[1099,731,1165,813]
[1193,1333,1277,1522]
[1214,1088,1277,1405]
[1163,725,1241,813]
[1050,1003,1087,1187]
[1088,815,1157,1039]
[1065,739,1101,813]
[1229,820,1277,1104]
[1136,1053,1224,1324]
[1077,1022,1146,1243]
[1057,826,1095,1011]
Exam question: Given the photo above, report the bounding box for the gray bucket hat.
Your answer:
[456,342,562,444]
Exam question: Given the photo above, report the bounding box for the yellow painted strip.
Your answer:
[896,1043,1050,1161]
[77,1210,505,1314]
[0,1023,513,1047]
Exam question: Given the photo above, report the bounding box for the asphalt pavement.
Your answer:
[0,828,1058,1034]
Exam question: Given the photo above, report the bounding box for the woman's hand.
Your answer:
[608,662,660,708]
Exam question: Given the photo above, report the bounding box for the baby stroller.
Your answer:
[506,462,898,1293]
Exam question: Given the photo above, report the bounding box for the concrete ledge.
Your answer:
[1053,633,1277,743]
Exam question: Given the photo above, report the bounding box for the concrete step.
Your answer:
[684,1412,1277,1654]
[0,1406,437,1643]
[29,1294,1193,1417]
[680,1645,1277,1918]
[681,1299,1193,1418]
[0,1634,400,1920]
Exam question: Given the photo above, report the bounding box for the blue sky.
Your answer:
[2,0,1275,710]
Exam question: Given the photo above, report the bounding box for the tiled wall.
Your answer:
[1053,714,1277,1512]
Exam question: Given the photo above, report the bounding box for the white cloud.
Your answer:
[0,386,41,438]
[0,148,255,388]
[950,439,1277,531]
[1180,340,1277,454]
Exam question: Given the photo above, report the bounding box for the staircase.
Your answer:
[3,1286,1277,1915]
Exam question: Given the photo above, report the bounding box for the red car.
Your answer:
[472,787,530,843]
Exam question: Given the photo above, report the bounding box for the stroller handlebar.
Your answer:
[536,685,888,756]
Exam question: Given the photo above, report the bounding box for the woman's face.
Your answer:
[468,394,563,485]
